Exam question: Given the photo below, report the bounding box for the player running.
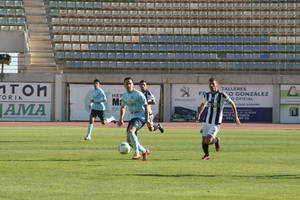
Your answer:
[139,80,164,133]
[118,77,151,161]
[197,77,241,160]
[84,79,116,140]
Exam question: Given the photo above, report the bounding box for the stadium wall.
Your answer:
[1,73,300,123]
[0,31,27,52]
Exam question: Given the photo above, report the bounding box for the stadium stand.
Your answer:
[44,0,300,73]
[1,0,300,73]
[0,0,26,73]
[0,0,25,32]
[23,0,57,72]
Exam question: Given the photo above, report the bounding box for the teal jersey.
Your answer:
[90,88,107,111]
[121,89,147,120]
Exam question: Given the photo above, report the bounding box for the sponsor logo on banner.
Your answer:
[180,87,190,97]
[171,84,273,122]
[69,84,161,121]
[280,85,300,104]
[280,85,300,123]
[0,83,51,121]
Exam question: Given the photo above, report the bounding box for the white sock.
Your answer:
[87,124,93,137]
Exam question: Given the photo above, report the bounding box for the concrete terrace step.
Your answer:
[31,57,56,65]
[30,52,55,57]
[23,0,57,72]
[26,16,48,23]
[23,66,58,73]
[28,34,51,40]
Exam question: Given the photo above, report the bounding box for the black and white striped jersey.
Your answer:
[202,91,233,125]
[142,89,155,104]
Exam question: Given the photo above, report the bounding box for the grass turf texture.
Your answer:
[0,127,299,200]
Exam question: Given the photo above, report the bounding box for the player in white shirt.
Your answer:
[197,77,241,160]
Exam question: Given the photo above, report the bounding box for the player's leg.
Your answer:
[200,123,210,160]
[207,125,220,152]
[99,111,116,125]
[201,136,209,160]
[127,125,145,159]
[101,114,117,125]
[146,114,155,131]
[105,115,117,124]
[203,125,221,156]
[85,110,96,140]
[150,123,164,133]
[155,123,164,133]
[147,114,164,133]
[127,118,147,160]
[98,110,117,125]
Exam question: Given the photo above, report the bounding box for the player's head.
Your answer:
[139,80,148,91]
[209,77,218,93]
[93,79,100,89]
[124,77,134,92]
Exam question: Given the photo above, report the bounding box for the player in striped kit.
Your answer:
[197,77,240,160]
[139,80,164,133]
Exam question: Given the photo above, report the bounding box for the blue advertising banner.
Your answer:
[223,107,273,123]
[171,84,273,123]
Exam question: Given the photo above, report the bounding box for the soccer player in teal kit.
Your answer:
[84,79,115,140]
[118,77,151,161]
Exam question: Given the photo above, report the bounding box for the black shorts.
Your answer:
[90,109,104,121]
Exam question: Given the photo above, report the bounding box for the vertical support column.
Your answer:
[54,74,63,121]
[273,84,280,123]
[163,83,171,122]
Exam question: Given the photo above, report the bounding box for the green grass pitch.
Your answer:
[0,126,299,200]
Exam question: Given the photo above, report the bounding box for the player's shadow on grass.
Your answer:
[132,174,300,179]
[0,158,103,162]
[0,140,74,143]
[0,159,81,162]
[131,174,216,178]
[234,174,300,180]
[0,140,41,143]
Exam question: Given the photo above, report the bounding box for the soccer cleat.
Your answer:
[215,137,221,152]
[142,150,151,161]
[131,155,142,160]
[84,136,91,140]
[157,124,164,133]
[106,116,117,124]
[201,155,210,160]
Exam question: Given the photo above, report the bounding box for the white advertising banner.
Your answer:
[69,84,161,121]
[0,82,52,121]
[280,85,300,123]
[280,85,300,104]
[171,84,273,122]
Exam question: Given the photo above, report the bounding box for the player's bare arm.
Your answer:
[118,106,126,127]
[230,101,241,125]
[197,103,206,121]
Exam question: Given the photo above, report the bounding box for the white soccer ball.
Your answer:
[118,142,131,154]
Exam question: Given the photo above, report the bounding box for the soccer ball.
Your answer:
[118,142,131,154]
